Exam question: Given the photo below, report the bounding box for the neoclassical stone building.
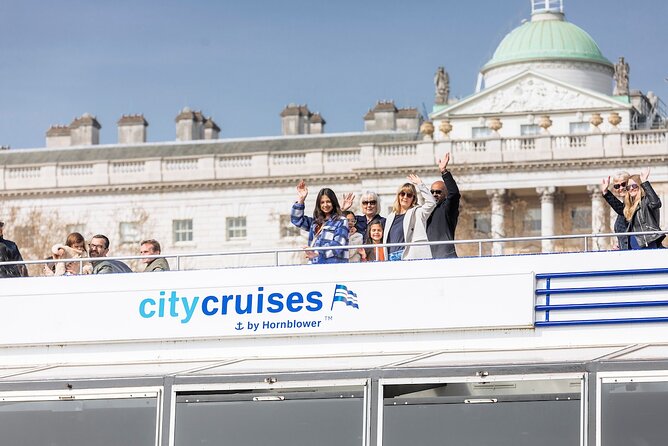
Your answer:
[0,0,665,271]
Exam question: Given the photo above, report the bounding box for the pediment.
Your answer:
[432,71,629,117]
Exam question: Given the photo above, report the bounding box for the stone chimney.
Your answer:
[364,101,397,131]
[175,108,220,141]
[204,118,221,140]
[46,125,72,148]
[396,107,422,132]
[117,114,148,144]
[280,104,325,135]
[69,113,101,146]
[308,113,326,134]
[364,101,420,132]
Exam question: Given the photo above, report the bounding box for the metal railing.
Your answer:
[0,230,665,275]
[535,267,668,327]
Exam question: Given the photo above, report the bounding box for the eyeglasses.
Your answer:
[613,182,627,190]
[89,243,106,250]
[399,191,414,198]
[362,200,377,206]
[430,189,444,195]
[625,184,639,191]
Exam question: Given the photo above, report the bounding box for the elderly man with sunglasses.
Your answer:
[600,171,630,250]
[425,152,461,259]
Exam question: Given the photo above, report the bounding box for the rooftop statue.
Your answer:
[613,56,630,96]
[434,66,449,105]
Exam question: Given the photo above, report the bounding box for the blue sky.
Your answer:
[0,0,666,149]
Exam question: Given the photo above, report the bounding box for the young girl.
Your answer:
[44,232,93,276]
[364,220,385,261]
[291,180,349,264]
[344,211,366,262]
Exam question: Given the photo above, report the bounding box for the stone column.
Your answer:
[536,186,556,252]
[587,184,607,250]
[486,189,506,255]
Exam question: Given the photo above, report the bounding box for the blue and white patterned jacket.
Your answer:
[291,203,349,264]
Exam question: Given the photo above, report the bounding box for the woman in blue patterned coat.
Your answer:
[291,180,349,264]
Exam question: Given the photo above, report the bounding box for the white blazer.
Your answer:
[383,183,436,260]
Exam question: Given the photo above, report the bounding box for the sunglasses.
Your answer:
[430,189,444,195]
[613,182,627,190]
[399,191,414,198]
[625,184,639,191]
[362,200,377,206]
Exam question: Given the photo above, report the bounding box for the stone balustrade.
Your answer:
[0,129,665,191]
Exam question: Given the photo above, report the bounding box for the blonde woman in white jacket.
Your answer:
[383,174,437,260]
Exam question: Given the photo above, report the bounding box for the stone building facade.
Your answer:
[0,1,666,272]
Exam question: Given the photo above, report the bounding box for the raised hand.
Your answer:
[341,192,355,211]
[438,152,451,173]
[407,174,422,185]
[296,180,308,203]
[640,167,650,183]
[600,176,610,194]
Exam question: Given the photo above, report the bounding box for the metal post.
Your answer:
[478,241,483,257]
[175,255,181,271]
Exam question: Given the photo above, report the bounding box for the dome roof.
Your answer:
[482,12,612,72]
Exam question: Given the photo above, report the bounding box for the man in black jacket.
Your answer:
[426,153,461,258]
[0,220,28,277]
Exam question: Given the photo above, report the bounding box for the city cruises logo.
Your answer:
[138,283,360,332]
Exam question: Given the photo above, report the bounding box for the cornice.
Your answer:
[0,154,665,199]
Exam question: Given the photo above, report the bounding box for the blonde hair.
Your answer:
[623,174,645,221]
[392,183,418,214]
[614,171,630,182]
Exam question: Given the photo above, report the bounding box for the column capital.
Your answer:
[536,186,556,196]
[586,184,603,197]
[486,188,507,199]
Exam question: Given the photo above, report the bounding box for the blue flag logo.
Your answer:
[331,284,359,310]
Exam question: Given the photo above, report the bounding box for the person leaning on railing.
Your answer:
[623,168,664,249]
[291,180,349,264]
[600,171,630,250]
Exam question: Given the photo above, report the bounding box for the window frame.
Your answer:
[172,219,193,243]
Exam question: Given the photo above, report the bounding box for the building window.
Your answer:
[65,224,85,236]
[570,206,592,232]
[173,219,193,243]
[119,222,140,244]
[569,122,590,134]
[472,126,492,139]
[521,124,541,136]
[280,215,301,238]
[226,217,247,240]
[473,213,491,236]
[523,208,541,234]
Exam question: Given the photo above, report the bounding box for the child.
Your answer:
[364,220,385,261]
[344,211,366,262]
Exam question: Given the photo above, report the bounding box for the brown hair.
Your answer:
[141,239,161,253]
[65,232,86,252]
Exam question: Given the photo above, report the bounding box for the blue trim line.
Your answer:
[536,317,668,327]
[536,268,668,280]
[536,284,668,295]
[536,300,668,311]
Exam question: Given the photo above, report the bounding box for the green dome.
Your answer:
[482,13,612,71]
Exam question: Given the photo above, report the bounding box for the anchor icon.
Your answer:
[235,322,244,331]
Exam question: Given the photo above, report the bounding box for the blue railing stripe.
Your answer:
[536,268,668,280]
[535,316,668,327]
[535,300,668,311]
[536,283,668,295]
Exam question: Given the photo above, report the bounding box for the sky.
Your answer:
[0,0,666,149]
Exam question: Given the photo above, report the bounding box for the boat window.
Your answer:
[382,378,581,446]
[174,385,365,446]
[0,395,158,446]
[601,379,668,446]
